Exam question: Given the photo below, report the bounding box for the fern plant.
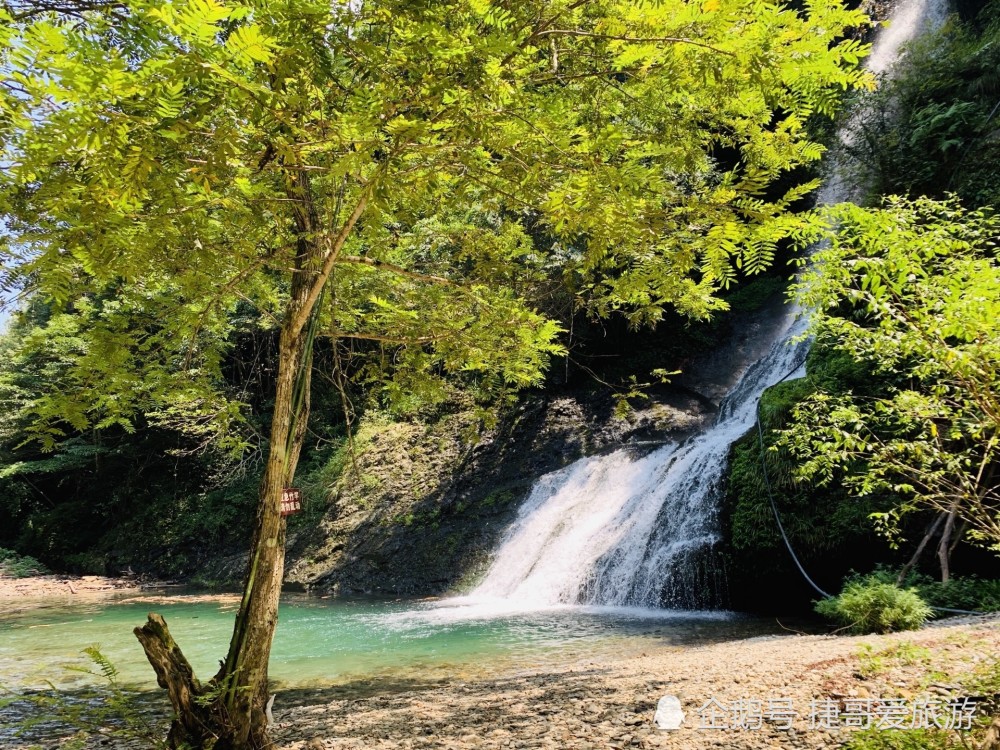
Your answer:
[1,646,168,750]
[816,577,933,634]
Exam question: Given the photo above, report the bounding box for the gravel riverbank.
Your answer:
[0,573,148,600]
[270,615,1000,750]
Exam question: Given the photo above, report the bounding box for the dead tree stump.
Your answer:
[134,613,227,749]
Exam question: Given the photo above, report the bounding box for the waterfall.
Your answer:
[820,0,951,205]
[472,314,809,609]
[865,0,950,76]
[467,0,951,611]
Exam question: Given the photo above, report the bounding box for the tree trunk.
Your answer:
[896,513,946,585]
[219,312,315,747]
[134,168,339,749]
[134,614,221,749]
[134,313,315,749]
[937,502,959,583]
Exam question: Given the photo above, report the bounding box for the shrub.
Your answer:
[916,576,1000,613]
[0,547,47,578]
[815,576,932,634]
[861,566,1000,614]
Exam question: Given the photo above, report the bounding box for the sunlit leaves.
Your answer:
[779,196,1000,550]
[224,24,275,66]
[0,0,875,445]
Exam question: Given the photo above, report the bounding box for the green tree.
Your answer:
[1,0,873,747]
[839,4,1000,209]
[779,196,1000,582]
[0,299,269,575]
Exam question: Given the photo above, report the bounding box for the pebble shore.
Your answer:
[0,573,146,600]
[269,616,1000,750]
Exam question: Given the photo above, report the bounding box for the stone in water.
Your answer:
[654,695,685,730]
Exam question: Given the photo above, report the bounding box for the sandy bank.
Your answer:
[0,573,150,600]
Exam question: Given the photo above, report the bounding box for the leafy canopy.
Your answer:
[779,196,1000,550]
[0,0,874,448]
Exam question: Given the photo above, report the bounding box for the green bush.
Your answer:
[860,566,1000,614]
[916,576,1000,613]
[0,547,47,578]
[815,576,933,634]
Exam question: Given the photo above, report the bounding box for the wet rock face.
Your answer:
[201,285,793,597]
[277,291,796,598]
[281,389,715,597]
[674,291,795,406]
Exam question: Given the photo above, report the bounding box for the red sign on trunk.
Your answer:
[280,488,302,517]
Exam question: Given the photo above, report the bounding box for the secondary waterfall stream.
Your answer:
[468,0,950,611]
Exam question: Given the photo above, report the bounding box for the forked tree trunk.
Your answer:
[937,502,959,583]
[134,312,315,749]
[134,168,356,749]
[896,512,945,585]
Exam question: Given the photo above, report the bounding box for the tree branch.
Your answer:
[318,329,455,345]
[338,255,463,288]
[535,29,735,57]
[5,0,124,21]
[288,185,372,340]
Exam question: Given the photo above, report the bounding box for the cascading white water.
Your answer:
[819,0,951,205]
[473,313,809,609]
[866,0,950,75]
[469,0,951,611]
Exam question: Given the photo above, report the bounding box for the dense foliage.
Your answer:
[0,0,873,446]
[727,1,1000,608]
[779,197,1000,576]
[842,0,1000,208]
[724,343,900,611]
[814,574,932,634]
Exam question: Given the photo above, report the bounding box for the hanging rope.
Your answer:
[753,356,984,616]
[754,354,833,599]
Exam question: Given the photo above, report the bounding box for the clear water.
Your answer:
[0,591,779,693]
